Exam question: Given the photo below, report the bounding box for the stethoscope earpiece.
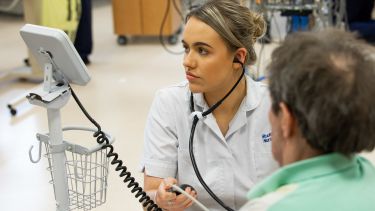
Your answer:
[233,57,244,69]
[233,57,241,64]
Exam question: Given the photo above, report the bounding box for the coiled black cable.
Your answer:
[189,63,245,211]
[69,86,162,211]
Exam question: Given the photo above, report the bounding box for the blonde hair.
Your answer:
[186,0,266,65]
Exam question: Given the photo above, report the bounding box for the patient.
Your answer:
[240,28,375,211]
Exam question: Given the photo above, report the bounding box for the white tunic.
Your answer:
[139,75,278,211]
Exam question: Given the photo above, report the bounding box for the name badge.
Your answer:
[262,133,271,143]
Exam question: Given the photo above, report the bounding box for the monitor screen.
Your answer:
[20,24,90,86]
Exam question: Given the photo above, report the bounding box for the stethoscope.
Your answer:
[188,58,245,211]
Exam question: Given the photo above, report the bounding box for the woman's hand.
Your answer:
[155,177,197,211]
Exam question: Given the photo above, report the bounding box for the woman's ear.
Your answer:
[234,47,247,65]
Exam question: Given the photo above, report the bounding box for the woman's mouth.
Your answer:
[186,72,198,81]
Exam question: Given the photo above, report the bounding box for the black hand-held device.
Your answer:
[170,184,196,195]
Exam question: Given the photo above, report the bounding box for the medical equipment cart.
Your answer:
[112,0,182,45]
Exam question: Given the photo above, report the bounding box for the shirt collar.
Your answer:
[185,74,263,112]
[247,153,358,199]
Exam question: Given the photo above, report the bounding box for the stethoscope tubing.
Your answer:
[188,64,245,211]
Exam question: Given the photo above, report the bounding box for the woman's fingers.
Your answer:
[163,177,178,191]
[155,177,178,209]
[174,187,197,209]
[155,178,199,210]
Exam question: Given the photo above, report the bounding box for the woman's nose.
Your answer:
[183,52,196,69]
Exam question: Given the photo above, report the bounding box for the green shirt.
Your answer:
[240,153,375,211]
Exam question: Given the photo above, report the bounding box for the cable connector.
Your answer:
[190,111,204,120]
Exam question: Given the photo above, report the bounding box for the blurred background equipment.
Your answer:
[0,0,23,15]
[250,0,347,42]
[112,0,182,45]
[346,0,375,44]
[5,0,82,116]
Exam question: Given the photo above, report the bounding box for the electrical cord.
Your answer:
[159,0,184,55]
[69,86,162,211]
[159,0,203,55]
[189,64,245,211]
[172,0,184,21]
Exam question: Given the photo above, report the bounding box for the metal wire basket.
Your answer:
[36,126,114,211]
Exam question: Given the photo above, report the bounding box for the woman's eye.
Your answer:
[198,47,208,55]
[183,45,189,54]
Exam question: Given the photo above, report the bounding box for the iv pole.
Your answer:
[28,50,71,211]
[23,24,111,211]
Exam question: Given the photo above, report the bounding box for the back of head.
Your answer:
[186,0,266,65]
[268,28,375,156]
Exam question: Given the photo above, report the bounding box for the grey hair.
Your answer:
[186,0,266,65]
[268,28,375,156]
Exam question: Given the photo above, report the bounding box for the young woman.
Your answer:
[140,1,278,210]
